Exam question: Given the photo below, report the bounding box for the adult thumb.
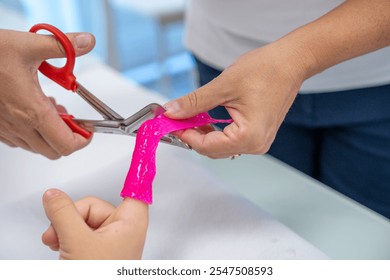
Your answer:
[164,78,225,119]
[42,189,88,239]
[30,31,95,60]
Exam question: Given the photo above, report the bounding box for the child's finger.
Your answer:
[42,189,89,240]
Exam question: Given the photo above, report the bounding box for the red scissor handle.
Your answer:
[60,114,92,139]
[30,23,92,139]
[29,23,78,91]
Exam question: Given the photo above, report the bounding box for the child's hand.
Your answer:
[41,189,148,260]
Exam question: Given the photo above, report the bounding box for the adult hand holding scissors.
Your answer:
[0,27,95,159]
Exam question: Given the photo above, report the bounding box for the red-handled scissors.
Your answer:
[29,23,190,149]
[30,23,123,139]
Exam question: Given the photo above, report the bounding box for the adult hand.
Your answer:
[42,189,148,260]
[0,29,95,159]
[164,0,390,159]
[164,43,307,159]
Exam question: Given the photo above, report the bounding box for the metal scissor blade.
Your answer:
[123,103,191,149]
[74,103,164,135]
[76,82,124,121]
[121,103,165,135]
[158,133,191,149]
[73,103,191,149]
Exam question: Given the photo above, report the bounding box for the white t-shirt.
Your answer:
[184,0,390,93]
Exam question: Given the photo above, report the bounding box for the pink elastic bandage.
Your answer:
[120,113,232,204]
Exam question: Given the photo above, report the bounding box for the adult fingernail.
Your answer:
[163,101,180,115]
[75,33,92,49]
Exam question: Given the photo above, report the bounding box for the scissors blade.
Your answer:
[121,103,165,134]
[73,103,191,149]
[76,82,123,121]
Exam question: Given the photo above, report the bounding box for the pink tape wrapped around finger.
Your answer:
[120,113,232,204]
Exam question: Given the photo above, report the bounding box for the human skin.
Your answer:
[164,0,390,159]
[42,189,148,260]
[0,29,95,159]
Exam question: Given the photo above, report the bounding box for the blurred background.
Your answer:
[0,0,195,99]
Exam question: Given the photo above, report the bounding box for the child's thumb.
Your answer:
[42,189,88,239]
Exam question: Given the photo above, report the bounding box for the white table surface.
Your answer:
[200,155,390,259]
[0,58,387,260]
